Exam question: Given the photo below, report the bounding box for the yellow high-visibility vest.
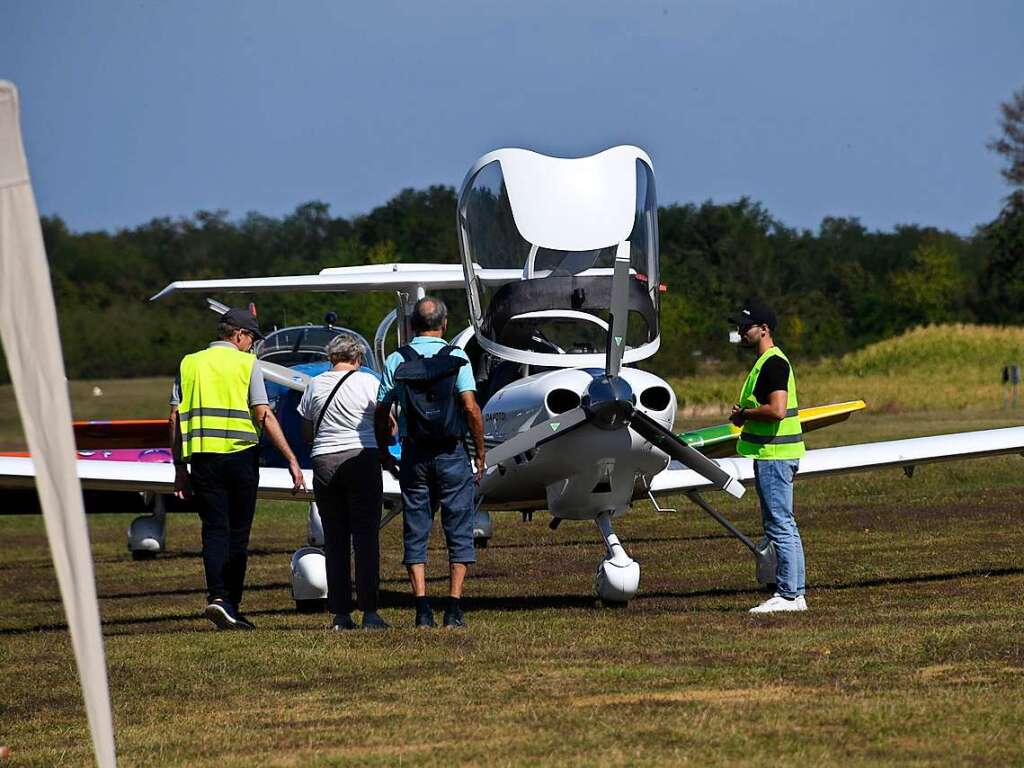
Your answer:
[178,346,259,459]
[736,346,805,460]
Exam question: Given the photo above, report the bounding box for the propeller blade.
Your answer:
[259,360,310,392]
[630,410,745,498]
[485,407,588,467]
[605,242,631,378]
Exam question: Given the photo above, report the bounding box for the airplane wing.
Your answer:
[0,456,403,503]
[678,401,866,459]
[648,426,1024,497]
[150,263,522,301]
[73,419,169,449]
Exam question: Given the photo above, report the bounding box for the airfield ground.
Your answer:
[1,379,1024,765]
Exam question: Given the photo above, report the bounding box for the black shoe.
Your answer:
[204,599,237,630]
[414,606,436,629]
[361,611,390,631]
[232,610,256,631]
[331,613,358,631]
[443,604,466,629]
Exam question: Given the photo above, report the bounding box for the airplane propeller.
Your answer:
[484,241,745,499]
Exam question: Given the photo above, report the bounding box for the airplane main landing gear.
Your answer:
[473,509,493,548]
[593,510,640,604]
[290,503,327,612]
[127,494,167,560]
[685,491,777,587]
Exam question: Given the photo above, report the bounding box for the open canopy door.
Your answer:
[457,146,661,368]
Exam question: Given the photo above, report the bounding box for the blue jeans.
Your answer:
[400,440,477,565]
[753,459,805,599]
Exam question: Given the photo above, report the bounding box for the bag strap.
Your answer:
[397,345,419,362]
[314,369,357,436]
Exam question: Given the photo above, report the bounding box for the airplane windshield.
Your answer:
[458,150,660,368]
[256,326,377,370]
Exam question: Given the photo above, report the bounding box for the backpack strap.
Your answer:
[397,345,420,362]
[314,369,357,436]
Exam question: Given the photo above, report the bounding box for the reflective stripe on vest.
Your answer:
[178,346,258,458]
[736,346,805,460]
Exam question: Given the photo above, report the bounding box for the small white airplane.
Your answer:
[4,145,1024,606]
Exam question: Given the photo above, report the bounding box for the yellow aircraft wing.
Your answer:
[678,400,867,458]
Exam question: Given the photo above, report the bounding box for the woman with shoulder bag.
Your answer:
[298,333,387,630]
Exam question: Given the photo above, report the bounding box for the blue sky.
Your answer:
[3,0,1022,235]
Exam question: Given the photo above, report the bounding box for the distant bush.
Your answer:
[824,324,1024,378]
[671,324,1024,414]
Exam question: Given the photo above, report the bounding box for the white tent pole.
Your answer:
[0,81,117,767]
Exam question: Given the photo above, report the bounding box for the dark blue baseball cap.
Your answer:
[220,308,264,339]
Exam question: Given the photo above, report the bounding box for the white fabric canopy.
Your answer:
[0,81,117,767]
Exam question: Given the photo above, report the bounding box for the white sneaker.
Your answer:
[749,594,807,613]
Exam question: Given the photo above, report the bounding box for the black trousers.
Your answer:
[189,447,260,607]
[312,448,383,614]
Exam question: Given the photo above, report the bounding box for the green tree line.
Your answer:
[0,183,1018,385]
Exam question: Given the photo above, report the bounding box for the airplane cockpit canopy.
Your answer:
[256,325,377,371]
[457,146,659,369]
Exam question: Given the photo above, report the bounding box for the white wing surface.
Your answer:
[150,263,521,301]
[0,82,117,768]
[259,360,310,392]
[648,427,1024,496]
[0,456,402,503]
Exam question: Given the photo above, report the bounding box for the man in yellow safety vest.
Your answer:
[728,302,807,614]
[170,308,305,630]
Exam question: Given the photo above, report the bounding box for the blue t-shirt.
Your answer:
[377,336,476,437]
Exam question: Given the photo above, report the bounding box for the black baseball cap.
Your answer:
[220,308,264,339]
[729,302,777,331]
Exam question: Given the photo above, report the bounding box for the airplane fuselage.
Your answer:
[479,366,676,519]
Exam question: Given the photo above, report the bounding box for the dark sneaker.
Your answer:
[443,604,466,629]
[233,611,256,631]
[331,613,358,631]
[361,611,390,630]
[204,599,237,630]
[414,606,436,629]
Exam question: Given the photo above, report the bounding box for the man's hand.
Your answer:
[288,458,307,494]
[729,405,746,427]
[174,465,192,500]
[460,391,486,484]
[380,452,400,477]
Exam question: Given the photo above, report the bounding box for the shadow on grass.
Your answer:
[4,566,1021,637]
[483,533,736,550]
[0,547,302,572]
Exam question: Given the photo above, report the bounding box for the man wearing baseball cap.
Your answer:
[170,308,306,630]
[729,302,807,613]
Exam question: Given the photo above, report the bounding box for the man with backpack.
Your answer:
[374,297,486,629]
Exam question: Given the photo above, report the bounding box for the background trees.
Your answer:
[0,186,1015,386]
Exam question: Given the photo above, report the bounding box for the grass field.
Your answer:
[1,325,1024,765]
[1,400,1024,764]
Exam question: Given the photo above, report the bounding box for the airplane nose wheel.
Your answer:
[593,510,640,604]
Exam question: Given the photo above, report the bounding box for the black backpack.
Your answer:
[394,344,468,440]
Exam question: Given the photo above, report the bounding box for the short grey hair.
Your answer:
[325,333,365,365]
[411,297,448,332]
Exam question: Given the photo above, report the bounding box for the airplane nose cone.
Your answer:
[583,375,634,430]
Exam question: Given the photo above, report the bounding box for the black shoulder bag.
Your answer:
[314,370,357,436]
